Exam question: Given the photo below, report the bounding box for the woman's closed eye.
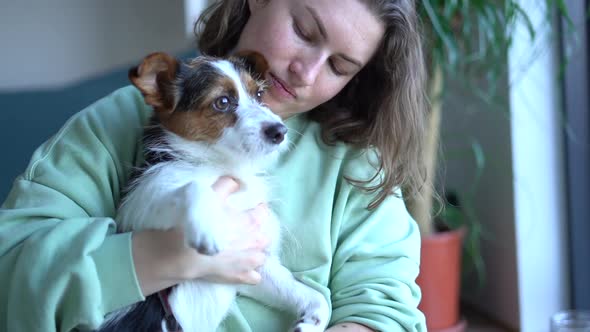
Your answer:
[331,57,361,77]
[293,19,313,42]
[329,59,346,76]
[293,21,346,76]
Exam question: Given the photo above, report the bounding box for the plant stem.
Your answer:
[408,64,443,237]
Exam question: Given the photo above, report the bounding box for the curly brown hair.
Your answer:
[196,0,428,210]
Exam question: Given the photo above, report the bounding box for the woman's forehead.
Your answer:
[289,0,384,65]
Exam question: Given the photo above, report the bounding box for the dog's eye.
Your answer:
[256,89,264,101]
[213,96,231,111]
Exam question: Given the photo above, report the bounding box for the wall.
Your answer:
[0,0,193,91]
[443,80,521,328]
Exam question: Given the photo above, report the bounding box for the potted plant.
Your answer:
[408,1,572,330]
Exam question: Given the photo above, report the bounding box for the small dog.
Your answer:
[97,52,329,332]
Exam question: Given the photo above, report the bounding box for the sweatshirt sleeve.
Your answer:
[0,86,148,332]
[329,183,426,332]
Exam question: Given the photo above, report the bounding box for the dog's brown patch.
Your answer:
[231,51,269,79]
[159,74,238,142]
[129,52,178,110]
[231,51,269,99]
[240,71,264,99]
[160,106,237,143]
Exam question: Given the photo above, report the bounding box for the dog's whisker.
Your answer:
[288,127,303,137]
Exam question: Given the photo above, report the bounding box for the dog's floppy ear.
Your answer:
[129,52,178,110]
[233,50,269,79]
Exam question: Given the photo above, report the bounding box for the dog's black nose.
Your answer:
[263,123,287,144]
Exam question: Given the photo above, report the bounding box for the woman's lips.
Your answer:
[269,74,296,100]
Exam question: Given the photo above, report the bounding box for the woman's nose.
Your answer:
[288,56,323,87]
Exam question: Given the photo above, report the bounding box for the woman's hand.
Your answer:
[192,176,271,284]
[131,176,270,297]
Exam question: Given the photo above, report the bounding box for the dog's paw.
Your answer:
[178,182,221,255]
[191,234,219,256]
[289,293,329,332]
[289,315,324,332]
[184,220,220,255]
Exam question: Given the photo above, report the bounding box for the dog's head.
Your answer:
[129,51,287,162]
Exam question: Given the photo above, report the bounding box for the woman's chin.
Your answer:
[262,98,308,119]
[263,99,287,116]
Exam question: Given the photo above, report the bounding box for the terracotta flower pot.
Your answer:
[417,227,466,331]
[434,319,467,332]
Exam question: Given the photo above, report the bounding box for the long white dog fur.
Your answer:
[110,53,329,332]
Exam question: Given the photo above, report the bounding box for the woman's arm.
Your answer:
[329,184,426,332]
[131,176,263,296]
[132,184,270,297]
[0,87,148,331]
[0,87,269,331]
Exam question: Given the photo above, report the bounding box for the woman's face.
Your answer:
[236,0,385,118]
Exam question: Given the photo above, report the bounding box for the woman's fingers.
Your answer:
[199,249,266,284]
[244,270,262,285]
[225,203,271,251]
[201,179,271,285]
[211,176,239,200]
[249,203,269,225]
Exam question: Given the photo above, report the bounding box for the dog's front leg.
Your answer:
[240,256,330,332]
[167,181,236,332]
[176,181,226,255]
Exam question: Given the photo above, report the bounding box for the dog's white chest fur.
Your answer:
[117,161,280,255]
[116,159,329,332]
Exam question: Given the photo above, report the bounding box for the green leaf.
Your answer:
[422,0,460,67]
[509,2,536,40]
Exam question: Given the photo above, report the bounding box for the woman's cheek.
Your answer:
[317,84,343,105]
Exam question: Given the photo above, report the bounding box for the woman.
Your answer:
[0,0,428,331]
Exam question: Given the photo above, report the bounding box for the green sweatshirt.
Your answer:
[0,86,426,332]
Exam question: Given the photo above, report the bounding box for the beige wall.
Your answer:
[0,0,200,91]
